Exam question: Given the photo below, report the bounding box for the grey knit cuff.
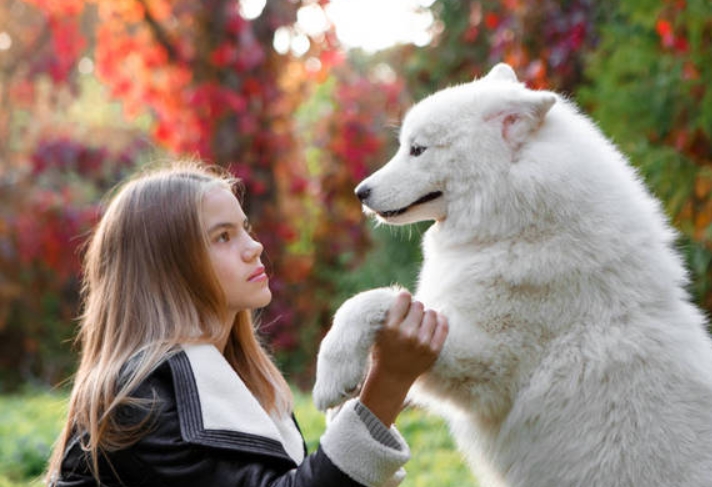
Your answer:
[321,398,410,487]
[354,401,402,451]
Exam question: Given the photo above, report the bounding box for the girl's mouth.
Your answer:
[248,266,267,282]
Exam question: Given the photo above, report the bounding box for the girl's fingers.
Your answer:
[400,300,425,336]
[430,313,449,352]
[386,291,412,329]
[417,309,438,344]
[383,295,448,356]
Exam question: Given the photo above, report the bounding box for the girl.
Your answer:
[46,162,448,486]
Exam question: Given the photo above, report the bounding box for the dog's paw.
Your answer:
[312,353,365,411]
[313,286,404,411]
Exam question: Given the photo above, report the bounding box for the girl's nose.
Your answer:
[243,237,263,261]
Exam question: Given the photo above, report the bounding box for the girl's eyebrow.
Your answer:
[207,222,237,234]
[208,218,249,234]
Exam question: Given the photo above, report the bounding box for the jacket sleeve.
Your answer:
[126,425,365,487]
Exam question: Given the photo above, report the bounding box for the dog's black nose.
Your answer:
[355,185,371,202]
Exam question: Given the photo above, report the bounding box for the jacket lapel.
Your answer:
[169,343,305,464]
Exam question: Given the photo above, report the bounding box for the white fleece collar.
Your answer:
[174,343,305,464]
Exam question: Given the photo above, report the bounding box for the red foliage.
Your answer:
[12,191,95,281]
[46,16,87,82]
[0,134,146,387]
[655,18,690,53]
[308,66,407,265]
[478,0,598,90]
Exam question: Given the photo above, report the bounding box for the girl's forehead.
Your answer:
[202,186,246,221]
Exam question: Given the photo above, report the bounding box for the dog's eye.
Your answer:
[410,144,427,157]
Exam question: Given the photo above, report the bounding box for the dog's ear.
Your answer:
[488,90,556,149]
[480,63,518,83]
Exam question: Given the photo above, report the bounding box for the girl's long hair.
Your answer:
[46,162,292,483]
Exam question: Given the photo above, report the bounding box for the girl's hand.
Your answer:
[359,291,449,426]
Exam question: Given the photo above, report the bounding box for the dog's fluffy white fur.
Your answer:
[313,63,712,487]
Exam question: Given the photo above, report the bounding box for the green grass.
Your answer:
[0,389,67,487]
[0,389,475,486]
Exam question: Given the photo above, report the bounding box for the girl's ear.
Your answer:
[487,90,556,149]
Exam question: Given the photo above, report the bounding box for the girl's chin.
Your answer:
[256,289,273,308]
[229,290,272,313]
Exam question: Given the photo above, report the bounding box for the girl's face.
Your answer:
[202,186,272,319]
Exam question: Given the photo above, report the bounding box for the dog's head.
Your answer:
[355,63,556,230]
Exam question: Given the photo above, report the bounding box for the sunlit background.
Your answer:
[260,0,436,54]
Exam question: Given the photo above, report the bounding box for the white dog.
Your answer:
[313,63,712,487]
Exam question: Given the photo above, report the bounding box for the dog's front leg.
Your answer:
[313,286,404,411]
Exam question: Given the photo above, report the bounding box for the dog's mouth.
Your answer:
[377,191,444,218]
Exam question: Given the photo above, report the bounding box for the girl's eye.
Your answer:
[410,144,427,157]
[217,231,230,243]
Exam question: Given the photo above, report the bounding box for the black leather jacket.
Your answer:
[54,345,409,487]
